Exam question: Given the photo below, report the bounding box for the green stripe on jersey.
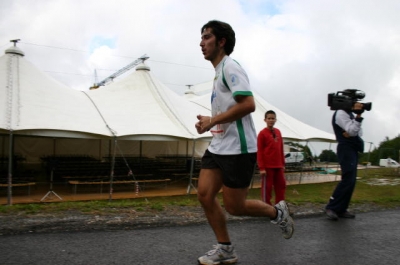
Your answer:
[233,91,253,97]
[236,119,248,153]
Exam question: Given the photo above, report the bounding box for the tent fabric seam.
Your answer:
[82,91,118,136]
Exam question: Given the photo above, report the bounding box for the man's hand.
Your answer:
[352,102,364,116]
[352,102,363,110]
[195,114,213,134]
[342,131,350,138]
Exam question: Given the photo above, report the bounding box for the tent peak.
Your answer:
[136,63,150,71]
[5,39,24,56]
[5,45,25,56]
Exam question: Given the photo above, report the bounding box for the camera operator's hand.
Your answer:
[352,102,364,116]
[352,102,363,110]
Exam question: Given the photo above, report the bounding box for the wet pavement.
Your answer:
[1,209,399,265]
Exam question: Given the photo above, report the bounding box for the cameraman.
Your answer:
[325,102,364,220]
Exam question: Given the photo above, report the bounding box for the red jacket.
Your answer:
[257,127,285,170]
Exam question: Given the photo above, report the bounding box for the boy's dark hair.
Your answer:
[265,110,276,118]
[201,20,235,55]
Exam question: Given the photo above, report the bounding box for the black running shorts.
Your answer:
[201,149,256,188]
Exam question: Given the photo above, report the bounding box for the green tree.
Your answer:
[359,135,400,165]
[319,149,338,162]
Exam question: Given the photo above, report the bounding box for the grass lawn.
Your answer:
[0,167,399,215]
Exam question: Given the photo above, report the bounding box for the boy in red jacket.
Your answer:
[257,110,286,205]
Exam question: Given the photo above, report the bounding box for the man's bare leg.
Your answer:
[222,186,277,218]
[197,168,230,243]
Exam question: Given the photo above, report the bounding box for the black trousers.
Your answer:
[326,144,358,213]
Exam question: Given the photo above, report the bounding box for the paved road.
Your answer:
[1,210,399,265]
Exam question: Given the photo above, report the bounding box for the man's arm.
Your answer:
[335,109,363,137]
[257,130,266,172]
[196,95,255,133]
[279,131,286,167]
[212,95,255,124]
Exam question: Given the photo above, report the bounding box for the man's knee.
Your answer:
[197,191,207,204]
[197,189,217,208]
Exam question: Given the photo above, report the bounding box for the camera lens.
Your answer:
[363,102,372,111]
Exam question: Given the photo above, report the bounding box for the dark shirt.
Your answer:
[332,110,364,152]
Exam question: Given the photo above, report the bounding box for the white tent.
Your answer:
[86,64,211,141]
[0,46,111,139]
[0,45,334,203]
[185,81,336,143]
[0,46,211,141]
[0,46,212,162]
[0,45,214,203]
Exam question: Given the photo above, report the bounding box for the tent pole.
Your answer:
[1,135,5,163]
[53,138,56,156]
[139,141,143,171]
[109,137,117,202]
[299,141,310,185]
[187,140,197,194]
[98,139,102,161]
[7,131,13,206]
[108,139,112,159]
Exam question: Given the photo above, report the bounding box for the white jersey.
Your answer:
[208,56,257,155]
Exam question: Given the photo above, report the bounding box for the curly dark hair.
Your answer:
[201,20,236,55]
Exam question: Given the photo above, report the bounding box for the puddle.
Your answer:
[359,178,400,186]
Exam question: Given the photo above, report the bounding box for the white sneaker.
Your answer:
[198,244,238,264]
[271,200,294,239]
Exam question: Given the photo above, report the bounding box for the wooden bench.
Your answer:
[0,182,36,195]
[68,179,171,194]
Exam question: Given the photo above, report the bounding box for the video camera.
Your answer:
[327,89,372,113]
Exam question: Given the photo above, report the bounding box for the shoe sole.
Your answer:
[198,257,238,265]
[283,217,294,239]
[282,202,294,239]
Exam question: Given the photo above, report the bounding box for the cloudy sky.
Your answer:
[1,0,399,155]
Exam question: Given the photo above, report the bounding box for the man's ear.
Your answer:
[218,38,226,49]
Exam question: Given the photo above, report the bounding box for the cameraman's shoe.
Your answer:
[338,211,355,218]
[325,209,339,220]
